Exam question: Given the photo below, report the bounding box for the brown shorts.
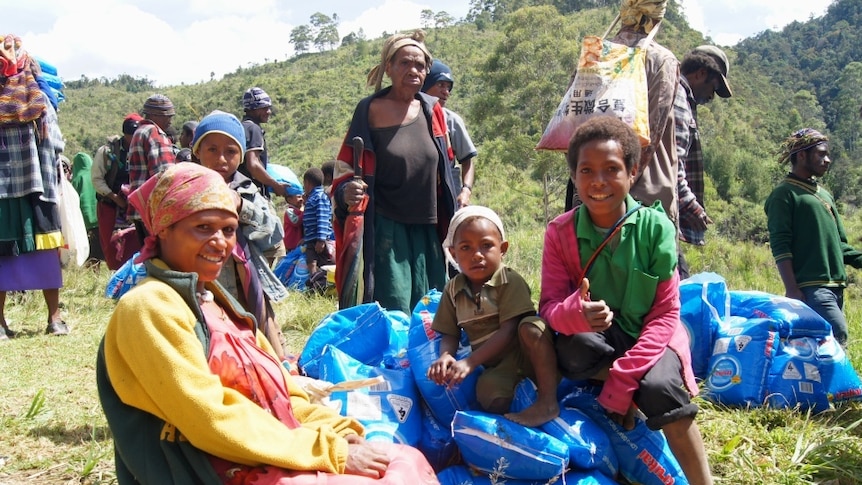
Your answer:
[475,316,553,410]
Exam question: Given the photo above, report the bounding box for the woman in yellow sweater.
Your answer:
[95,162,438,484]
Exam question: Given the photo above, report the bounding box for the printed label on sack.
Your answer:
[708,356,741,391]
[782,362,802,380]
[386,395,414,423]
[348,393,383,421]
[734,335,752,353]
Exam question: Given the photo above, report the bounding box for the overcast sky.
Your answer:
[4,0,834,87]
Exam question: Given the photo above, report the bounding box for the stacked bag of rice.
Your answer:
[680,273,862,412]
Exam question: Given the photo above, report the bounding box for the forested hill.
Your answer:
[56,0,862,239]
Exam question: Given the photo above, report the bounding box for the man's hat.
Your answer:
[422,59,454,93]
[122,113,143,135]
[691,45,732,98]
[242,87,272,111]
[142,94,176,116]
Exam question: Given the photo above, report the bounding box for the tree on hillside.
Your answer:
[421,9,434,29]
[434,11,455,29]
[311,13,340,51]
[290,25,312,54]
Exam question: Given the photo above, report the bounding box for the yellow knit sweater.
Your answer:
[102,261,364,473]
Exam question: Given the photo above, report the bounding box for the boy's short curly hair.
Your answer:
[303,166,325,187]
[566,117,642,172]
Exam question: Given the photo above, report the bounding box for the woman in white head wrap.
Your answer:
[330,30,458,314]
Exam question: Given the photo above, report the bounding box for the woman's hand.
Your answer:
[345,442,390,478]
[343,179,368,206]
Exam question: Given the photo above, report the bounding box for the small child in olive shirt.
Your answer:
[428,206,559,427]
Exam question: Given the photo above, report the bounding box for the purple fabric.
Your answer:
[0,249,62,290]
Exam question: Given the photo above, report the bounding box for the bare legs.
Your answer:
[0,289,66,336]
[663,416,713,485]
[505,323,560,427]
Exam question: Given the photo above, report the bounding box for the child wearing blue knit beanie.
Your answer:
[194,109,289,362]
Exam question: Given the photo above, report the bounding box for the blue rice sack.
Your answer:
[273,246,309,290]
[511,379,618,476]
[265,163,302,196]
[408,336,481,425]
[105,252,147,299]
[766,336,829,412]
[451,410,569,481]
[679,272,728,378]
[729,290,832,338]
[407,288,481,424]
[319,346,421,445]
[705,316,776,407]
[417,402,461,472]
[299,302,410,378]
[437,464,617,485]
[817,336,862,406]
[766,335,862,412]
[409,289,442,347]
[561,385,687,485]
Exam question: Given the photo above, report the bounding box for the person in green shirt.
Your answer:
[764,128,862,346]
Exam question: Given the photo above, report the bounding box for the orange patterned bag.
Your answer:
[536,15,656,151]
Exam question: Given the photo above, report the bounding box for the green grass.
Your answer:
[3,231,862,484]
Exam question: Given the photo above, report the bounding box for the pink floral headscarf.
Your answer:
[128,162,237,262]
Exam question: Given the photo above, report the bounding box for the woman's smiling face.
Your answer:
[157,209,238,283]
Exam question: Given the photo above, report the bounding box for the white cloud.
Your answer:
[13,0,832,88]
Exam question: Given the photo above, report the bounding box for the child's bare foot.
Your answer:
[505,399,559,428]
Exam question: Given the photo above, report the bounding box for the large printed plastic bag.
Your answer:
[273,246,309,290]
[319,346,421,445]
[705,316,776,407]
[729,290,832,338]
[407,288,481,424]
[536,15,656,151]
[417,402,461,472]
[265,163,302,196]
[299,302,409,378]
[679,272,728,378]
[105,251,147,299]
[511,378,617,477]
[437,464,618,485]
[561,384,687,485]
[451,410,569,481]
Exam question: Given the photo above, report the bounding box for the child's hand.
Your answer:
[607,403,638,431]
[580,278,613,332]
[444,359,474,387]
[427,354,456,385]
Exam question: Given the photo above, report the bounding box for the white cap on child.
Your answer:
[443,205,506,250]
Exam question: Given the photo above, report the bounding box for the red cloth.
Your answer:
[283,206,304,251]
[97,201,141,270]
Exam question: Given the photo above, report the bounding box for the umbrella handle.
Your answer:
[352,136,364,179]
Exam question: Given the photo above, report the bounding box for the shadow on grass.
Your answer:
[27,424,112,445]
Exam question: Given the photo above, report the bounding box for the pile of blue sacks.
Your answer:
[680,272,862,413]
[299,290,692,484]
